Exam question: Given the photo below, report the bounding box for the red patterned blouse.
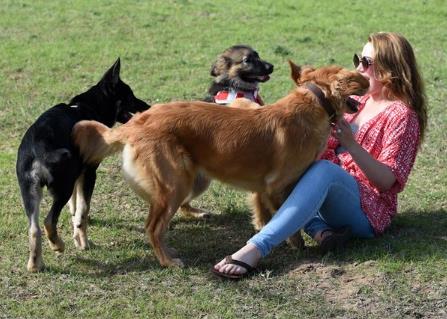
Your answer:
[320,95,420,234]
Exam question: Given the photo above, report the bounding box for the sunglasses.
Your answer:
[353,54,374,70]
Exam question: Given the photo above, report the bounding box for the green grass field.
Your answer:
[1,1,446,318]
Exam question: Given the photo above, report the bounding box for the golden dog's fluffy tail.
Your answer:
[72,120,125,164]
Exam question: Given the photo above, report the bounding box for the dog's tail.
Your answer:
[72,120,125,165]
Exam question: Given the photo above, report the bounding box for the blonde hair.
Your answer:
[368,32,427,144]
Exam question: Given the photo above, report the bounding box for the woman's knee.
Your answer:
[306,160,345,181]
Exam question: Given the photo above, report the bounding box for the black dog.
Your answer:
[179,45,274,219]
[16,58,150,272]
[204,45,273,105]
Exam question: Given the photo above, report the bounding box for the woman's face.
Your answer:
[357,42,383,97]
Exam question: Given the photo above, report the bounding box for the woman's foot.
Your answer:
[212,243,261,279]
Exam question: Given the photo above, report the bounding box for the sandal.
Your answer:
[319,226,352,254]
[211,255,257,280]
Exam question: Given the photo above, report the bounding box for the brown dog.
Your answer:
[73,61,369,267]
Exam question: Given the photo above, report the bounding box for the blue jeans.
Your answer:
[248,160,374,257]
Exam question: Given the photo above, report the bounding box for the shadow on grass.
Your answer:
[48,208,447,277]
[278,208,447,275]
[88,215,145,233]
[367,208,447,258]
[44,255,159,278]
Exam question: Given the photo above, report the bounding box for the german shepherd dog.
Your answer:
[16,59,150,272]
[73,61,369,267]
[204,45,273,105]
[179,45,274,219]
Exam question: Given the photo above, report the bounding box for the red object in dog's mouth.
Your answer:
[346,97,360,113]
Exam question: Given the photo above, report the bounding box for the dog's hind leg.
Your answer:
[43,199,69,253]
[147,178,195,267]
[43,181,75,253]
[179,203,209,219]
[19,180,44,272]
[125,139,195,267]
[72,166,97,250]
[145,154,195,267]
[179,172,211,219]
[68,185,77,217]
[146,198,185,267]
[250,192,275,231]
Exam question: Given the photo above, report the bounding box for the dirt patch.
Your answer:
[290,260,382,310]
[287,260,446,318]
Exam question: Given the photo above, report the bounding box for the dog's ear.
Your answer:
[288,60,302,85]
[101,58,121,87]
[210,56,231,77]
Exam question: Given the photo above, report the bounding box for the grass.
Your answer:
[1,0,446,318]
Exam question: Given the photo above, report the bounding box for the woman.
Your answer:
[212,32,427,279]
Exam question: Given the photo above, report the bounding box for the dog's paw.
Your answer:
[166,246,179,257]
[48,237,65,253]
[190,211,211,219]
[27,256,44,272]
[179,206,211,219]
[286,233,305,250]
[73,231,90,250]
[171,258,185,268]
[160,257,185,268]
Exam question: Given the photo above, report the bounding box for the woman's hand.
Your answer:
[332,119,356,150]
[332,119,396,191]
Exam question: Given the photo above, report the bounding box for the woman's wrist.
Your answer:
[345,140,361,154]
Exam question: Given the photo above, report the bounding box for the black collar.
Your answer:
[305,83,336,123]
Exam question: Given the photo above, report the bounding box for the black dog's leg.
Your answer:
[68,184,77,218]
[19,180,44,272]
[72,166,97,250]
[43,182,74,253]
[43,197,70,253]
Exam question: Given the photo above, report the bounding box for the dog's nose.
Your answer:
[265,63,274,74]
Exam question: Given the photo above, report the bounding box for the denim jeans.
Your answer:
[248,160,375,257]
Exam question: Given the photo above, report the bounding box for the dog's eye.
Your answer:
[242,57,249,64]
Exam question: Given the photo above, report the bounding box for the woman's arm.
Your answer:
[335,119,396,191]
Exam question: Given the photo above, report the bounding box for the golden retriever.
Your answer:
[73,61,369,267]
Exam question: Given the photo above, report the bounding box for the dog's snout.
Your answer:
[356,72,370,90]
[346,97,360,113]
[136,98,151,111]
[129,97,150,113]
[265,62,274,74]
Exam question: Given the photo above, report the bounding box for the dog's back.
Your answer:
[17,104,89,187]
[74,100,319,192]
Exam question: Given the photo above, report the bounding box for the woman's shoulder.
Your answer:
[385,100,418,121]
[387,99,410,110]
[382,100,419,136]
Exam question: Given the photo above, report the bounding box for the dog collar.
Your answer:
[305,83,336,123]
[214,88,262,105]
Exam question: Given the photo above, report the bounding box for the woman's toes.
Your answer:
[213,258,227,271]
[221,264,246,275]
